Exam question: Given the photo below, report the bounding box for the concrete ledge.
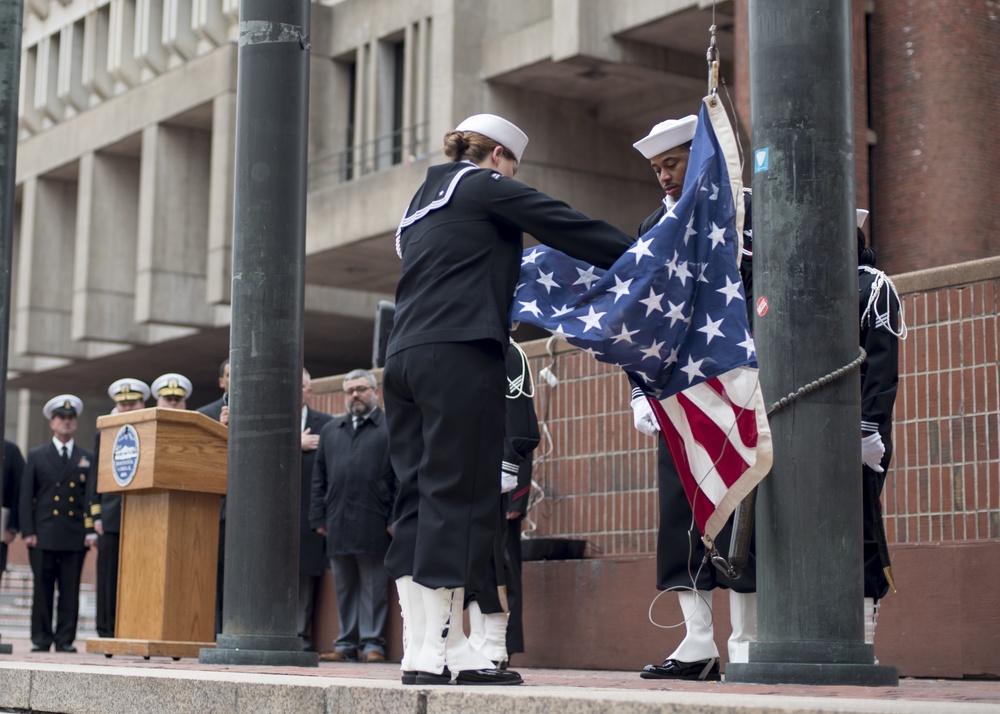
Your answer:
[1,662,999,714]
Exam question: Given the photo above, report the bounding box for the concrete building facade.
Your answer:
[4,0,999,677]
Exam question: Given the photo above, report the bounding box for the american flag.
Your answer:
[510,97,772,544]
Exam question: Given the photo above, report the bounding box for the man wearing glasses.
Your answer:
[310,369,397,663]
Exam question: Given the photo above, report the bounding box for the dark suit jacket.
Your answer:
[300,407,333,576]
[86,427,121,533]
[20,442,94,551]
[2,440,24,534]
[198,396,228,520]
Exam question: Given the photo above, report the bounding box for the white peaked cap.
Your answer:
[857,209,870,229]
[151,373,193,399]
[633,115,698,159]
[43,394,84,419]
[455,114,529,164]
[107,378,151,403]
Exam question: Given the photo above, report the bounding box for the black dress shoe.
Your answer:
[401,671,417,685]
[413,669,452,685]
[640,657,720,681]
[55,645,78,653]
[454,668,523,685]
[31,645,50,652]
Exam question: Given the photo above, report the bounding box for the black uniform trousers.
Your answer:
[29,547,85,648]
[656,440,756,593]
[863,432,893,601]
[383,340,506,591]
[95,532,120,637]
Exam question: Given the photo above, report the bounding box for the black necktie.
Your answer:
[61,446,68,462]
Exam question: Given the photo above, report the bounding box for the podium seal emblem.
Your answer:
[112,424,141,487]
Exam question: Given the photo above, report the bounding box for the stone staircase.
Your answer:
[0,564,96,636]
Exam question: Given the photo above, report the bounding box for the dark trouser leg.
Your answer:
[505,516,524,655]
[330,555,361,654]
[30,548,56,648]
[215,520,225,635]
[383,341,505,591]
[356,552,389,655]
[96,533,120,637]
[297,574,319,649]
[54,550,84,648]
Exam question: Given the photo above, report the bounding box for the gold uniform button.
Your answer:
[54,496,60,502]
[56,483,61,488]
[69,482,75,488]
[69,497,75,503]
[53,509,59,515]
[68,510,74,516]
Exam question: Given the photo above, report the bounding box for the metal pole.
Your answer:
[199,0,315,666]
[726,0,896,685]
[0,0,23,657]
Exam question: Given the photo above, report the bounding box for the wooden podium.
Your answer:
[85,408,227,659]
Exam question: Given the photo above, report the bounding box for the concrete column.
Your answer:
[14,175,84,359]
[136,122,214,326]
[82,5,114,100]
[206,92,235,305]
[72,150,141,343]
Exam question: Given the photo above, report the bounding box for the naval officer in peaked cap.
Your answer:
[20,394,93,652]
[86,378,151,637]
[152,373,193,410]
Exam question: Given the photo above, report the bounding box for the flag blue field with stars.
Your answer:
[510,103,755,401]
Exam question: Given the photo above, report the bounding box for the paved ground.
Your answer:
[2,632,999,710]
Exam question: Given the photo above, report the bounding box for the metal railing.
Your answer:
[308,121,430,189]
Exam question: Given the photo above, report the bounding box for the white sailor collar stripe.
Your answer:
[395,163,482,258]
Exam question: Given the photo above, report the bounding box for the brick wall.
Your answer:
[310,258,1000,560]
[733,0,1000,276]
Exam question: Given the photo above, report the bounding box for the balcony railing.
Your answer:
[308,121,429,190]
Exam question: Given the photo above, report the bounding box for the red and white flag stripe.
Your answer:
[649,366,772,544]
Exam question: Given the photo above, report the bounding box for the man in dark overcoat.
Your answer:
[310,368,396,662]
[298,368,332,650]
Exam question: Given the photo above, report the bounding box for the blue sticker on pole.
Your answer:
[753,148,769,173]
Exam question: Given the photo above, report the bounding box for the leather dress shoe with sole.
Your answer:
[413,670,452,685]
[639,657,720,681]
[454,668,523,685]
[363,651,386,663]
[31,645,50,652]
[319,650,357,662]
[55,645,78,653]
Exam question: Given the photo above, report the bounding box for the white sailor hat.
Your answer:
[151,373,193,399]
[633,115,698,159]
[108,378,151,404]
[43,394,84,419]
[455,113,529,164]
[857,209,870,229]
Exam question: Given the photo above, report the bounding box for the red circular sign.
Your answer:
[756,295,769,317]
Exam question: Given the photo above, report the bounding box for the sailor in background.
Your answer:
[466,338,540,669]
[86,378,150,638]
[20,395,93,652]
[152,373,193,410]
[856,209,905,659]
[628,115,756,681]
[384,113,632,686]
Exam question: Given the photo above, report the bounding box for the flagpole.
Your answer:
[726,0,897,686]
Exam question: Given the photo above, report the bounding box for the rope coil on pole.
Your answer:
[766,346,867,417]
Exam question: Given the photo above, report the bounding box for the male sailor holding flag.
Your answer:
[511,96,773,680]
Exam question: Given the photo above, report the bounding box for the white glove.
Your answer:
[861,433,885,473]
[630,397,660,436]
[500,461,518,493]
